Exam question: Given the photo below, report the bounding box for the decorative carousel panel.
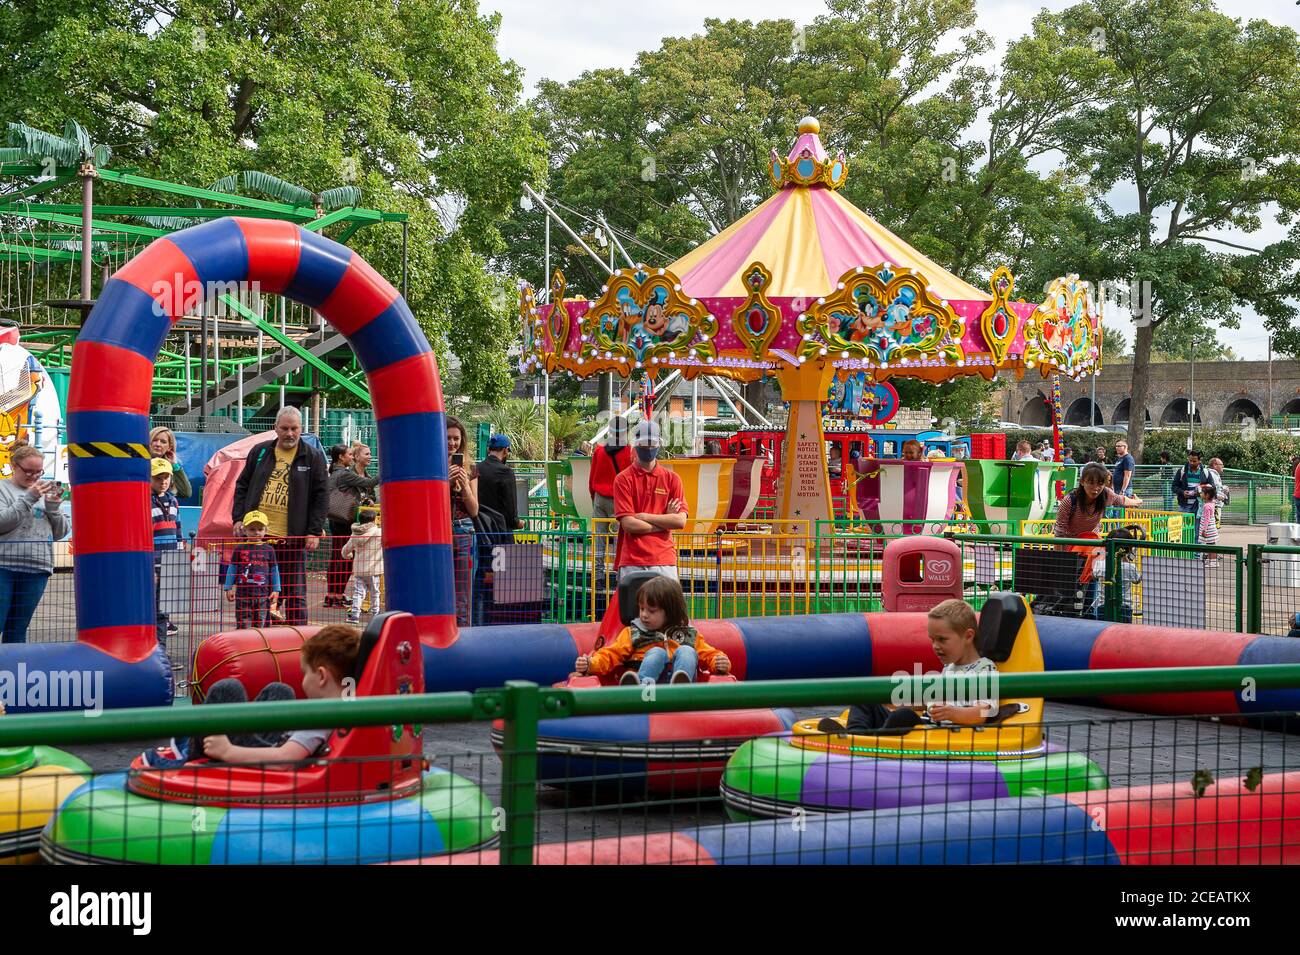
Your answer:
[978,266,1019,365]
[797,264,965,371]
[517,281,547,373]
[546,270,570,364]
[731,262,782,359]
[825,372,899,425]
[579,266,718,371]
[1023,275,1100,378]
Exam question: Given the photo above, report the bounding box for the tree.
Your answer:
[1148,323,1234,362]
[0,0,546,402]
[502,3,1103,431]
[1101,323,1129,361]
[893,375,1001,428]
[1000,0,1300,459]
[501,18,806,298]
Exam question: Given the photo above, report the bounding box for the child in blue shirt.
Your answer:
[224,510,281,629]
[151,458,181,646]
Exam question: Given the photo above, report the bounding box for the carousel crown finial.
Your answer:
[769,116,849,191]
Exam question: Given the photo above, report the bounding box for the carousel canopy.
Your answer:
[670,118,987,303]
[519,117,1101,387]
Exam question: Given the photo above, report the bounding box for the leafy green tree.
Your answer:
[999,0,1300,459]
[1101,323,1129,361]
[0,0,546,402]
[502,18,805,298]
[893,375,1001,428]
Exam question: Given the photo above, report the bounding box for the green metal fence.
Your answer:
[507,522,1247,630]
[1247,544,1300,636]
[6,663,1300,865]
[1131,464,1292,525]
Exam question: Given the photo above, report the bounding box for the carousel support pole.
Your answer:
[713,379,746,425]
[692,379,699,453]
[543,372,550,463]
[524,184,611,276]
[599,214,636,270]
[774,365,837,529]
[713,376,773,427]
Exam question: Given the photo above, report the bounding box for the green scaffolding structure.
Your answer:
[0,120,408,416]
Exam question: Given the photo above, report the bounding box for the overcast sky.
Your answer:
[482,0,1300,360]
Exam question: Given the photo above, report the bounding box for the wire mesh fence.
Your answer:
[1131,465,1291,526]
[1250,545,1300,637]
[498,710,1300,866]
[952,535,1245,632]
[8,523,1256,690]
[6,670,1300,866]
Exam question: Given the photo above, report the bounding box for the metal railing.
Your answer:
[951,533,1246,633]
[5,519,1263,684]
[1130,465,1292,525]
[5,664,1300,865]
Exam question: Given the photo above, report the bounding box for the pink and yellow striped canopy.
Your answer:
[670,185,990,302]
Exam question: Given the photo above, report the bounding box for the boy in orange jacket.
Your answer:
[576,576,730,685]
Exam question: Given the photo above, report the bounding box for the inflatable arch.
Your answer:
[0,218,453,711]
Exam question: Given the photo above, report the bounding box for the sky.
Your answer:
[481,0,1300,361]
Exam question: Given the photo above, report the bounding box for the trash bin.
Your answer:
[1265,523,1300,587]
[882,536,963,612]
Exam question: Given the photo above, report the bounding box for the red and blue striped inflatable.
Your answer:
[1,218,455,712]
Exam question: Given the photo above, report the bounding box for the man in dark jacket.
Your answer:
[231,407,328,625]
[472,434,524,624]
[476,434,523,534]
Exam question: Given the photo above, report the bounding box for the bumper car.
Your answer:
[722,593,1108,819]
[491,572,794,796]
[41,613,496,864]
[0,746,92,864]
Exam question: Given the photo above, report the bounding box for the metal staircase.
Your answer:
[164,323,350,416]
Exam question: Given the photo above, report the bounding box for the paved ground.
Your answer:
[61,698,1300,850]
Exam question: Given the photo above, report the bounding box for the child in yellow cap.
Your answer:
[151,457,181,645]
[223,510,281,629]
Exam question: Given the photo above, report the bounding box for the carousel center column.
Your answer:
[775,362,837,529]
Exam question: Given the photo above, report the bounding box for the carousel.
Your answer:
[520,117,1101,598]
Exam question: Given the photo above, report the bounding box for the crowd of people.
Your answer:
[0,406,1287,649]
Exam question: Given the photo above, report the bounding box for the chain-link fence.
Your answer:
[6,665,1300,865]
[952,534,1245,632]
[1132,465,1291,526]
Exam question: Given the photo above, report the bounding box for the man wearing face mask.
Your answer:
[612,419,687,576]
[599,420,685,627]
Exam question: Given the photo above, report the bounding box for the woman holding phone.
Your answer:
[0,443,67,643]
[446,416,479,625]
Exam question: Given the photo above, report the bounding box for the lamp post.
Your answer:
[1188,332,1197,451]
